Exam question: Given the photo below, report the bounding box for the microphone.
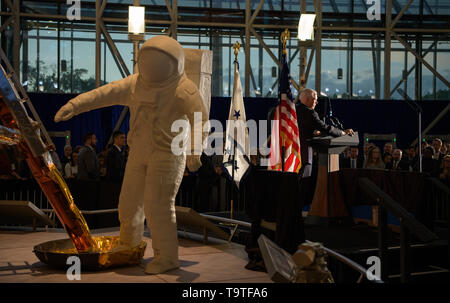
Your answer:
[331,117,344,130]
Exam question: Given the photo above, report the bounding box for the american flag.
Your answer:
[269,53,302,172]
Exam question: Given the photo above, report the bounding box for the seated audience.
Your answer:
[432,138,445,165]
[406,146,419,171]
[422,146,440,176]
[341,146,364,169]
[386,149,409,171]
[364,146,385,170]
[383,142,393,159]
[383,153,392,168]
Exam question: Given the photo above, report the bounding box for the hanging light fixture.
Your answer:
[128,6,145,35]
[297,14,316,41]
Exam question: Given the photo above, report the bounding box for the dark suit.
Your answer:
[77,145,100,181]
[106,145,126,182]
[296,103,343,176]
[340,156,364,169]
[385,159,410,171]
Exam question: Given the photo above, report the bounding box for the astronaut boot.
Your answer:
[145,249,179,274]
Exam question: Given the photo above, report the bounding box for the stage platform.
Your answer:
[0,227,272,283]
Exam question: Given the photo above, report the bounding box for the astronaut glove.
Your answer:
[186,155,202,172]
[54,102,75,122]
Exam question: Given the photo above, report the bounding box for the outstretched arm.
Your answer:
[186,89,208,172]
[54,75,135,122]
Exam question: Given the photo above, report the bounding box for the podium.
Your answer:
[305,132,359,225]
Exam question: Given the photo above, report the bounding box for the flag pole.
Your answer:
[280,29,290,172]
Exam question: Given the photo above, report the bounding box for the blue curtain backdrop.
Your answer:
[27,93,449,158]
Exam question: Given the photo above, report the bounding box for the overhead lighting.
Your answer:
[128,6,145,35]
[297,14,316,41]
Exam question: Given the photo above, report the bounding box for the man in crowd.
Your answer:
[406,146,418,171]
[106,130,127,182]
[386,148,409,171]
[61,145,73,168]
[383,142,393,158]
[340,146,363,169]
[422,146,440,176]
[77,132,100,181]
[296,88,354,177]
[432,138,445,164]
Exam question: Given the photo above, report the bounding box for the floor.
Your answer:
[0,227,273,283]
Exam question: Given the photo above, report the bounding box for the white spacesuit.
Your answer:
[55,36,207,274]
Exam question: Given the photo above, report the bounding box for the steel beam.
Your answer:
[314,0,322,94]
[245,0,251,96]
[389,40,436,97]
[99,21,131,77]
[1,11,449,33]
[12,0,20,83]
[384,0,392,99]
[265,48,300,97]
[249,0,265,26]
[250,26,300,92]
[239,34,257,93]
[411,104,450,146]
[4,0,13,10]
[0,16,13,33]
[371,38,379,99]
[95,0,102,88]
[299,0,307,91]
[305,47,315,84]
[391,0,414,30]
[172,0,178,40]
[392,32,450,88]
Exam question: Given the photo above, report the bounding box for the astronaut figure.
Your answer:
[55,36,207,274]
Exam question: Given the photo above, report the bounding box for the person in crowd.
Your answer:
[74,145,84,154]
[406,146,418,171]
[383,142,393,159]
[340,146,364,169]
[77,132,100,181]
[422,146,440,176]
[64,152,78,178]
[61,145,73,168]
[364,146,385,170]
[342,146,351,159]
[386,148,409,171]
[363,142,375,166]
[106,130,127,182]
[439,155,450,186]
[432,138,445,165]
[195,153,217,212]
[296,88,354,177]
[383,153,393,168]
[0,145,25,180]
[444,141,450,155]
[421,140,429,153]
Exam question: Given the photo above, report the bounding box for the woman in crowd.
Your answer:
[439,155,450,185]
[364,146,385,170]
[64,152,78,178]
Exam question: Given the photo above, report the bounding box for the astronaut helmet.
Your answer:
[137,36,185,84]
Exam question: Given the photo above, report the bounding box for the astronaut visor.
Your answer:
[138,49,177,82]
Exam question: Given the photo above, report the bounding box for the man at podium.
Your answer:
[296,89,355,177]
